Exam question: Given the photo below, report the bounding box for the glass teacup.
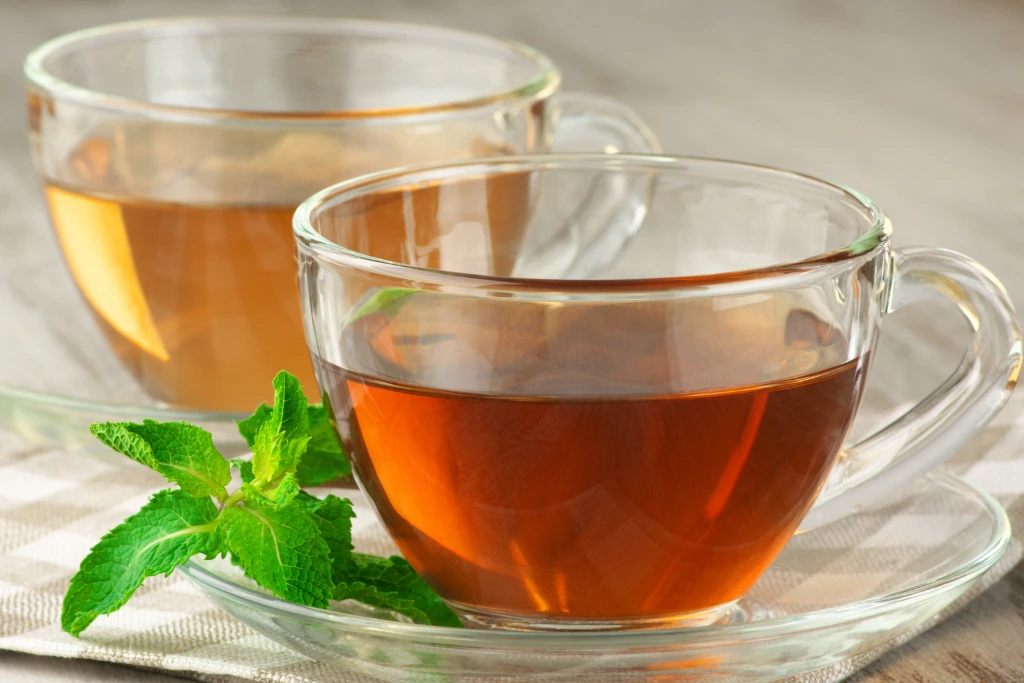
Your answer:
[294,154,1020,629]
[25,17,657,412]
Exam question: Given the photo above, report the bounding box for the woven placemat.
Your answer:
[0,395,1021,683]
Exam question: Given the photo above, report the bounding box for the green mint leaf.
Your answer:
[294,489,458,627]
[221,503,334,609]
[230,459,255,484]
[267,371,309,442]
[90,421,230,498]
[241,404,350,488]
[348,287,415,324]
[240,473,301,508]
[125,421,231,498]
[268,474,302,506]
[61,490,222,636]
[296,404,351,486]
[334,554,461,627]
[294,492,355,583]
[253,431,311,486]
[251,372,310,483]
[236,404,272,450]
[90,422,159,470]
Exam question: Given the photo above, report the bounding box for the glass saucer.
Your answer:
[178,469,1009,682]
[0,382,247,458]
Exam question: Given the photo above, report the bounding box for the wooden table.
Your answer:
[1,0,1023,680]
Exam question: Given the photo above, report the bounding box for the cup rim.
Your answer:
[293,153,893,292]
[23,16,561,124]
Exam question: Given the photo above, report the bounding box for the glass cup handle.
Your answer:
[511,92,661,279]
[802,246,1022,529]
[552,91,661,156]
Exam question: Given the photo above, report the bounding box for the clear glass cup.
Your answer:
[24,17,658,412]
[294,154,1021,630]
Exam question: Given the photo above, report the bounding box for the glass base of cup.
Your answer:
[452,599,745,632]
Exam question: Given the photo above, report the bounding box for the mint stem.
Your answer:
[222,489,246,509]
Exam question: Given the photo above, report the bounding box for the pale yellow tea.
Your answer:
[44,129,527,411]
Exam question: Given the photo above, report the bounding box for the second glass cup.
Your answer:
[25,17,658,412]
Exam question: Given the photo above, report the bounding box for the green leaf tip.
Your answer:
[348,287,416,325]
[90,421,230,498]
[237,378,350,488]
[61,490,223,637]
[250,371,310,484]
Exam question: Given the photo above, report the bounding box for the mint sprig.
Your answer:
[61,371,460,636]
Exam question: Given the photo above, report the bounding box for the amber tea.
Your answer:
[318,293,868,621]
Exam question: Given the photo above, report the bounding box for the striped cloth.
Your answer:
[0,395,1021,683]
